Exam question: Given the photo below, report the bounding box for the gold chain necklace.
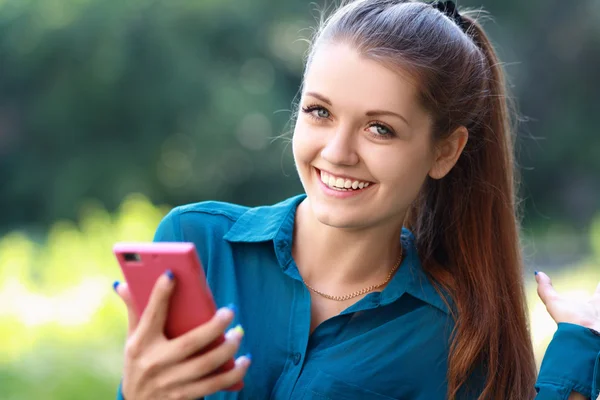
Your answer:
[303,248,403,302]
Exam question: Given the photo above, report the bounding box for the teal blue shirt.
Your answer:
[117,195,600,399]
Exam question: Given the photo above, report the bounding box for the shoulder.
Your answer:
[172,200,250,225]
[153,200,250,242]
[153,195,306,243]
[152,195,305,277]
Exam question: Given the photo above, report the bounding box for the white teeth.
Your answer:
[318,169,371,191]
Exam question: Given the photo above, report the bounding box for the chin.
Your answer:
[310,199,372,230]
[316,214,365,230]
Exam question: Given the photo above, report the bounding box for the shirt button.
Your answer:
[292,352,302,365]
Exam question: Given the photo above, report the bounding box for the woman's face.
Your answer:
[293,42,441,230]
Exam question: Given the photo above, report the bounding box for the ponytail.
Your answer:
[407,12,537,400]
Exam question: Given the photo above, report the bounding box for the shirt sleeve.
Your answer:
[535,322,600,399]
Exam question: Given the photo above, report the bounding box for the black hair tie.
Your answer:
[431,1,468,32]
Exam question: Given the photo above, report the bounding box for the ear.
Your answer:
[428,126,468,180]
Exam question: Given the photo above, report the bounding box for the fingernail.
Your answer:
[225,324,245,340]
[236,354,252,367]
[534,270,539,276]
[233,324,245,336]
[227,304,238,314]
[165,270,174,280]
[113,280,120,292]
[215,307,234,320]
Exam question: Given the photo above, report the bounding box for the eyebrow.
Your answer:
[304,91,411,127]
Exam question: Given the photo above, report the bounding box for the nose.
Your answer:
[320,126,359,166]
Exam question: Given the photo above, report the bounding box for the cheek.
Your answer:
[291,128,304,165]
[292,122,319,163]
[373,145,433,190]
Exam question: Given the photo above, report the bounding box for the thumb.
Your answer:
[114,281,140,337]
[536,271,559,306]
[135,271,175,338]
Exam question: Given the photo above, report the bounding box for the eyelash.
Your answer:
[300,104,396,140]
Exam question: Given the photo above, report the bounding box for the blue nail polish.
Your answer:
[245,353,252,361]
[227,304,238,314]
[165,270,174,280]
[113,280,120,291]
[534,271,539,276]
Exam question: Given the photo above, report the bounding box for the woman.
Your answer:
[114,1,600,399]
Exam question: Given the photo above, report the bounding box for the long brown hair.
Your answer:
[305,1,537,398]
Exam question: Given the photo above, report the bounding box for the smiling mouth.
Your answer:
[315,168,374,191]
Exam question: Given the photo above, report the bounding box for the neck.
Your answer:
[293,198,405,288]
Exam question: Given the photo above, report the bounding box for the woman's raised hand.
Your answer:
[536,271,600,331]
[114,272,251,400]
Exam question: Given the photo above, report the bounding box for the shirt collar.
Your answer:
[223,194,449,315]
[223,194,306,243]
[380,229,450,314]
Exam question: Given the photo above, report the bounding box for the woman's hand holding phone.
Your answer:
[114,272,251,400]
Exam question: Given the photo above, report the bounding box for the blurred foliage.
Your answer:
[0,195,598,398]
[0,194,168,399]
[0,0,309,233]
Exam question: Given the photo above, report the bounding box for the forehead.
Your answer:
[303,42,424,116]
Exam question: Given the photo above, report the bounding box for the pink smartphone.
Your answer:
[113,242,243,391]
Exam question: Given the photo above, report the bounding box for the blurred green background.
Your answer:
[0,0,599,398]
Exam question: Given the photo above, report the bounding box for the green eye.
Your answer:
[317,108,329,118]
[301,105,331,120]
[366,123,396,140]
[376,125,389,135]
[368,124,391,136]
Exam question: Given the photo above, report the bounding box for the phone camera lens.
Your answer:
[124,253,141,262]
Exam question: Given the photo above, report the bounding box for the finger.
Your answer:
[162,325,244,386]
[165,307,235,364]
[536,271,560,305]
[136,270,176,338]
[114,281,140,337]
[180,355,251,399]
